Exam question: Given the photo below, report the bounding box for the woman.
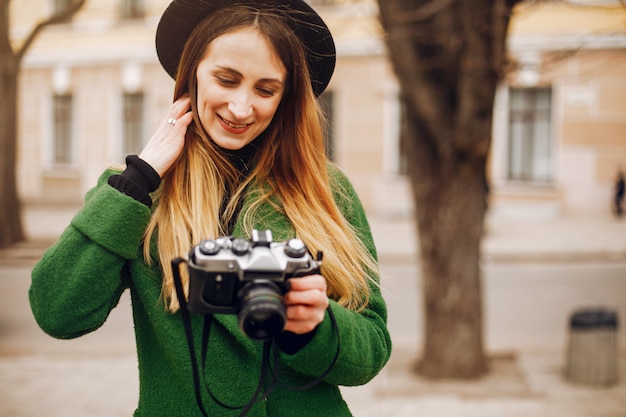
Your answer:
[30,1,391,416]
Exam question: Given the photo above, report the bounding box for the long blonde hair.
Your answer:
[144,5,378,312]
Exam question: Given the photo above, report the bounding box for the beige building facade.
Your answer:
[11,0,626,220]
[492,2,626,218]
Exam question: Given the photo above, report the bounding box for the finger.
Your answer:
[173,110,194,128]
[284,289,328,308]
[284,306,326,334]
[164,96,192,127]
[172,94,191,111]
[286,304,326,321]
[287,275,327,292]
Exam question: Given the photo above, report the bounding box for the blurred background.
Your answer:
[1,0,626,416]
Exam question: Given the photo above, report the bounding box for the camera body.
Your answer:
[187,229,322,340]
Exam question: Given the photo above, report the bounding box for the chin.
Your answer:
[212,138,250,151]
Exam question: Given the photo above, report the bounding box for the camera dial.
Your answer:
[199,240,221,256]
[231,238,251,256]
[284,238,306,258]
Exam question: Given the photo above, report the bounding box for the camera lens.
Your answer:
[238,281,286,341]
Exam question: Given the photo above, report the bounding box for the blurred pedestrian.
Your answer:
[614,169,625,217]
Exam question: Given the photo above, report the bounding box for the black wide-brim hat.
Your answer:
[156,0,336,97]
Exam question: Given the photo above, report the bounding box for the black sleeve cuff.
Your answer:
[108,155,161,207]
[275,327,319,355]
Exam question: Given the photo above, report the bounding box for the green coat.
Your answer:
[30,166,391,417]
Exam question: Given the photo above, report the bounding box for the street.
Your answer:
[381,259,626,351]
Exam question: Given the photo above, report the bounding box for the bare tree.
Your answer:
[378,0,519,378]
[0,0,86,248]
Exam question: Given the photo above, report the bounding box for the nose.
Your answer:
[228,90,253,120]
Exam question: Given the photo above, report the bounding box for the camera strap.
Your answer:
[171,257,341,417]
[172,258,270,417]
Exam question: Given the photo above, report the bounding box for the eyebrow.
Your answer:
[214,65,285,86]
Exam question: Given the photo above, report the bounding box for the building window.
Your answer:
[123,92,145,155]
[507,87,553,182]
[318,90,335,161]
[121,0,145,20]
[397,96,410,176]
[53,94,74,164]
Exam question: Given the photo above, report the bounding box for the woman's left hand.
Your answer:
[283,275,329,334]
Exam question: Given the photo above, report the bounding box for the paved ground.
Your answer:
[1,347,624,417]
[1,204,625,416]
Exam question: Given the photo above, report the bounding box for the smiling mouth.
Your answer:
[219,115,250,129]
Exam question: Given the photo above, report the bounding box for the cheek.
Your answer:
[196,74,224,102]
[196,85,220,110]
[258,100,282,125]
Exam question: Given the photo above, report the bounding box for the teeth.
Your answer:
[221,116,247,129]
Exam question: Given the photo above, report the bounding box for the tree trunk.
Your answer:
[378,0,517,378]
[0,2,25,247]
[404,98,489,378]
[0,0,87,248]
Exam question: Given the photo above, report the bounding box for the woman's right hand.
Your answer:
[139,95,194,177]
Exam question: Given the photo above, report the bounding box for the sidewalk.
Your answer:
[342,349,626,417]
[1,348,624,417]
[7,203,626,263]
[369,211,626,264]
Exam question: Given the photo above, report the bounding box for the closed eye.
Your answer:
[257,87,277,97]
[256,80,283,98]
[215,75,238,87]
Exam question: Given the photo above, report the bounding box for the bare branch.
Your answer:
[15,0,87,62]
[0,0,13,57]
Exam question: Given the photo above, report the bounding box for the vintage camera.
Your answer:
[187,230,322,341]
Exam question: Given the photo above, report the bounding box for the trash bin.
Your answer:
[565,308,619,387]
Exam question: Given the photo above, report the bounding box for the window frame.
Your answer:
[52,93,74,166]
[122,92,146,155]
[506,87,554,183]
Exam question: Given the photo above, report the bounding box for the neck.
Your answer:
[218,133,267,174]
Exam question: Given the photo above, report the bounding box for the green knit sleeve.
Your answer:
[279,165,392,386]
[29,170,152,339]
